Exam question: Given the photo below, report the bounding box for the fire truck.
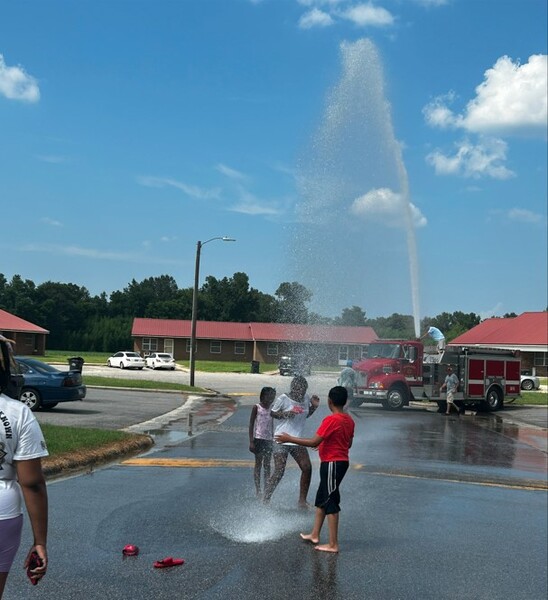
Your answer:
[352,340,521,412]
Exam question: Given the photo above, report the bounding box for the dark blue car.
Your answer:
[15,356,87,411]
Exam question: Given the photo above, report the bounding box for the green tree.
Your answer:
[334,306,367,326]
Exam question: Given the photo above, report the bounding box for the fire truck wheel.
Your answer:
[481,387,503,412]
[382,387,407,410]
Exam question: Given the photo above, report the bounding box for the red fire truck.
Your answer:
[352,340,521,412]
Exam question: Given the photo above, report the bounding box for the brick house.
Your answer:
[0,308,49,355]
[449,312,548,376]
[131,318,378,366]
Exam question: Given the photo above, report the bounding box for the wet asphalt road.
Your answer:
[6,370,548,599]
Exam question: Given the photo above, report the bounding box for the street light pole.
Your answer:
[189,236,236,387]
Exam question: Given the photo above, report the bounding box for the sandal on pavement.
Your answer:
[122,544,139,556]
[153,557,185,568]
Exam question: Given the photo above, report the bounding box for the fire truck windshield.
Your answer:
[366,343,401,359]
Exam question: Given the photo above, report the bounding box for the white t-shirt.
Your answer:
[0,393,49,519]
[271,393,311,445]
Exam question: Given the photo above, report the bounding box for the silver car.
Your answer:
[145,352,176,370]
[520,374,541,391]
[107,351,145,370]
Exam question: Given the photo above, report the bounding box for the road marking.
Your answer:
[122,457,255,468]
[121,457,547,491]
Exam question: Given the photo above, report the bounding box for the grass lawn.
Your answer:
[83,375,205,393]
[40,424,153,476]
[511,390,548,406]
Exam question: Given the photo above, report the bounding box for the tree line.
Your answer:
[0,272,487,352]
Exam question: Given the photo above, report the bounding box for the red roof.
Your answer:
[132,318,377,344]
[450,312,548,348]
[0,309,49,334]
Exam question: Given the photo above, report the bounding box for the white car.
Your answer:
[107,351,145,370]
[145,352,176,370]
[520,374,541,391]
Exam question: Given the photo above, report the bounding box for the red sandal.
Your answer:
[153,557,185,568]
[122,544,139,556]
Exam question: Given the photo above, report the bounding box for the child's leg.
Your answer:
[253,454,263,496]
[263,446,272,489]
[291,447,312,507]
[315,513,339,553]
[300,507,325,544]
[263,450,288,502]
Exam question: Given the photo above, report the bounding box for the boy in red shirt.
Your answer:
[275,386,354,553]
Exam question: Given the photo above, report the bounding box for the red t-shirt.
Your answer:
[316,412,355,462]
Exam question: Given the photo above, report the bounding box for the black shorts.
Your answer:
[253,438,273,458]
[315,461,349,515]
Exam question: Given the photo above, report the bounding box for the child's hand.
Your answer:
[291,405,305,414]
[249,442,255,454]
[275,433,290,443]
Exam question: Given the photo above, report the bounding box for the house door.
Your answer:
[164,338,174,355]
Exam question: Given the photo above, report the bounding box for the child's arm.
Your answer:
[307,394,320,418]
[248,405,258,452]
[275,432,323,448]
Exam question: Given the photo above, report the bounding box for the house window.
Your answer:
[24,335,34,347]
[534,352,548,367]
[267,343,278,356]
[186,339,191,353]
[338,346,349,361]
[234,341,245,355]
[143,338,158,352]
[210,340,222,354]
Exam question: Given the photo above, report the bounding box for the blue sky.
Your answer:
[1,0,546,322]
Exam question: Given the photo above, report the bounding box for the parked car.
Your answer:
[278,355,312,376]
[520,374,541,391]
[15,356,87,411]
[107,351,145,370]
[145,352,176,370]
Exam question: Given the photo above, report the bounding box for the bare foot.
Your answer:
[314,544,339,553]
[300,533,319,544]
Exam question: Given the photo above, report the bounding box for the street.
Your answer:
[6,370,547,599]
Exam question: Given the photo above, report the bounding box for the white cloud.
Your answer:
[0,54,40,102]
[136,176,221,200]
[426,138,515,179]
[413,0,449,7]
[41,217,63,227]
[424,55,548,137]
[216,163,248,181]
[423,92,462,129]
[299,8,335,29]
[350,187,427,228]
[229,188,282,216]
[19,243,183,265]
[297,0,344,5]
[36,155,69,164]
[340,3,395,27]
[507,208,544,224]
[464,55,547,136]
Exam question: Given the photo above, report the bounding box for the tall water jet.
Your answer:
[290,38,422,337]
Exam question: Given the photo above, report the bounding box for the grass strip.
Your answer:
[509,391,547,406]
[40,424,153,478]
[83,375,205,393]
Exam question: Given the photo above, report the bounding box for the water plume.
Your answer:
[290,38,421,336]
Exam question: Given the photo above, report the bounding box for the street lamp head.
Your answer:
[221,236,236,242]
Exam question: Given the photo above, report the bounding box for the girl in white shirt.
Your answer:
[0,339,49,597]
